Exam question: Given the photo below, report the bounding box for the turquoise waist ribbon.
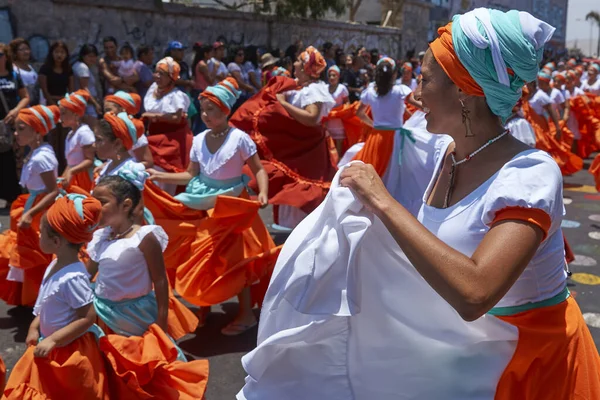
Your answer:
[174,173,250,210]
[374,126,416,166]
[94,292,186,361]
[488,287,570,316]
[39,323,105,345]
[23,189,45,213]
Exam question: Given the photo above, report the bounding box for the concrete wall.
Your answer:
[0,0,402,63]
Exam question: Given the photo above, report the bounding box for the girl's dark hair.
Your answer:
[334,48,345,69]
[120,43,134,57]
[43,41,72,74]
[97,119,117,142]
[79,44,99,62]
[192,44,213,76]
[137,45,152,60]
[9,37,30,63]
[375,61,395,97]
[227,46,244,65]
[284,45,298,60]
[245,45,258,68]
[277,56,292,69]
[96,175,141,217]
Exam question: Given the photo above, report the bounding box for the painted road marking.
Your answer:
[565,185,597,193]
[561,220,581,228]
[571,273,600,285]
[583,313,600,329]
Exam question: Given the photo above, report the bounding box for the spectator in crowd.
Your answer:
[0,42,29,207]
[192,42,215,95]
[284,45,300,61]
[227,46,256,109]
[342,54,366,103]
[208,41,229,81]
[243,45,262,92]
[39,41,74,172]
[134,45,155,108]
[334,48,346,70]
[415,50,425,75]
[370,48,380,64]
[260,53,279,86]
[72,44,102,124]
[323,42,336,71]
[10,38,41,106]
[278,56,294,76]
[166,41,194,93]
[114,43,138,92]
[98,36,122,96]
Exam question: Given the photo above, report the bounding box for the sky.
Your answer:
[566,0,599,56]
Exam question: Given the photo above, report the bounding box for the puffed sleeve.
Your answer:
[360,85,373,106]
[481,150,563,240]
[77,125,96,147]
[189,133,204,163]
[238,130,257,161]
[61,274,94,310]
[31,150,58,175]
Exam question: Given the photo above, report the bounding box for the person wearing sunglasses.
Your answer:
[227,46,256,112]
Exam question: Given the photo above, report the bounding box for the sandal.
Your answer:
[220,320,258,336]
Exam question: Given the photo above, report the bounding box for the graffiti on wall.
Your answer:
[0,8,14,44]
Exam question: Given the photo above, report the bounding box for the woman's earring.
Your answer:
[460,99,474,137]
[116,153,121,161]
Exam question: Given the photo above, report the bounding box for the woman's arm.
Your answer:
[231,70,255,93]
[248,70,261,91]
[406,92,423,109]
[562,101,570,122]
[276,94,323,127]
[141,109,186,124]
[544,103,562,140]
[246,153,268,207]
[147,160,199,186]
[26,315,41,346]
[18,171,59,229]
[34,303,96,357]
[340,163,544,322]
[139,233,169,332]
[356,102,374,128]
[4,87,30,124]
[133,145,154,168]
[39,74,55,105]
[68,75,75,93]
[198,62,216,86]
[63,145,95,181]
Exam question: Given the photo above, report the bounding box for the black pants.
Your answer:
[0,148,21,204]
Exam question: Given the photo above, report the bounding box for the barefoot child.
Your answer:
[3,193,109,399]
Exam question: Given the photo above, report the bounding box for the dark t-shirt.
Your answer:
[39,64,72,97]
[342,68,364,103]
[0,71,23,119]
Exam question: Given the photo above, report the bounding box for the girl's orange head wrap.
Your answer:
[46,193,102,244]
[299,46,327,78]
[429,22,485,97]
[104,91,142,115]
[17,105,60,136]
[59,90,90,117]
[103,112,144,151]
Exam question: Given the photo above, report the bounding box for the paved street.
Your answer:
[1,164,600,399]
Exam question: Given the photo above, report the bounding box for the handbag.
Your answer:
[0,86,14,153]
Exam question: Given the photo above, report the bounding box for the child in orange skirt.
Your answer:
[148,77,279,336]
[103,91,154,168]
[0,105,60,307]
[3,193,109,399]
[58,90,96,192]
[87,175,208,399]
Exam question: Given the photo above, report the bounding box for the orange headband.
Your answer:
[59,90,90,117]
[46,194,102,244]
[17,105,60,136]
[103,112,144,151]
[104,92,142,116]
[429,22,484,97]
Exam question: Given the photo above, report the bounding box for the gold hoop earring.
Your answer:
[460,99,474,137]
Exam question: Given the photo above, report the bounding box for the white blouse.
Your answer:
[361,84,412,128]
[419,145,567,308]
[582,78,600,95]
[190,127,257,180]
[528,89,552,116]
[33,260,94,338]
[88,225,168,301]
[65,124,95,167]
[20,144,58,191]
[129,134,149,158]
[285,81,336,123]
[95,157,145,185]
[506,116,536,148]
[330,84,349,107]
[143,83,191,114]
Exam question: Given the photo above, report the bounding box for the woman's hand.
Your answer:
[276,93,286,105]
[146,168,163,182]
[258,192,269,208]
[4,108,18,125]
[61,169,73,185]
[17,212,33,230]
[339,163,393,215]
[26,329,40,347]
[34,337,57,358]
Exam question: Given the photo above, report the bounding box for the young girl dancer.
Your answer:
[148,77,280,335]
[3,194,109,399]
[325,65,350,156]
[0,105,60,307]
[88,176,209,398]
[58,90,95,192]
[103,90,153,168]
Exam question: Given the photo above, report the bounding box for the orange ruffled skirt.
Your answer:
[0,194,52,306]
[69,169,94,193]
[352,128,396,177]
[99,324,209,399]
[495,296,600,399]
[2,333,110,400]
[175,194,281,307]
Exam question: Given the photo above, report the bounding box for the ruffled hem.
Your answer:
[167,292,199,340]
[2,333,110,399]
[99,324,209,399]
[175,195,281,307]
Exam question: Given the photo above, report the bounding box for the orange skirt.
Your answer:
[99,324,209,399]
[69,169,94,193]
[0,194,52,306]
[0,356,5,394]
[175,195,281,307]
[352,128,395,177]
[495,297,600,399]
[2,333,110,399]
